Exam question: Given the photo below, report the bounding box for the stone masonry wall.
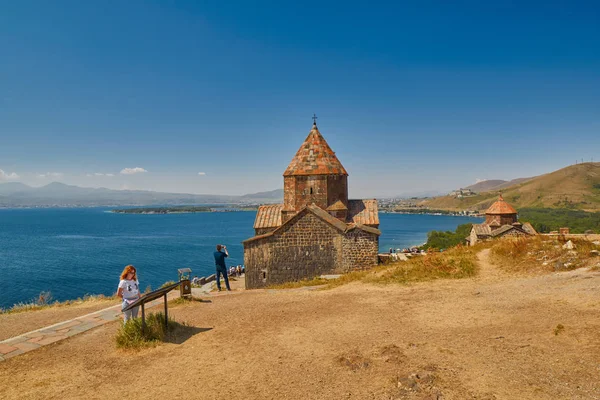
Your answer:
[327,175,348,208]
[498,229,528,239]
[293,175,329,211]
[341,229,379,272]
[469,229,480,246]
[245,211,342,289]
[486,214,517,226]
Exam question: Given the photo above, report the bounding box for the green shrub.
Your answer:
[518,208,600,233]
[115,312,177,349]
[421,223,473,250]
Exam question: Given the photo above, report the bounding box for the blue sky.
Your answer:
[0,1,598,197]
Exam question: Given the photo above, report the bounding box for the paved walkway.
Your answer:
[0,292,179,362]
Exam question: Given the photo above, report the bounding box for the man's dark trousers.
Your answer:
[216,267,231,291]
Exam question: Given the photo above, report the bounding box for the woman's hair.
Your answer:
[120,265,137,280]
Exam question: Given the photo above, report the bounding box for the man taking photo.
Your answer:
[213,244,231,291]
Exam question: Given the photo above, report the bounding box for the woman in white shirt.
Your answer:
[117,265,141,323]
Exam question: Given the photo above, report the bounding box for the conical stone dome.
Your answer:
[283,122,348,176]
[486,195,517,215]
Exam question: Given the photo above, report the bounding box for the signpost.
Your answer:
[122,282,180,333]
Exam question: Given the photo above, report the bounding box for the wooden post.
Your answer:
[163,293,168,331]
[141,303,146,334]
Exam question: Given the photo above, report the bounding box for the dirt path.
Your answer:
[1,255,600,399]
[475,248,508,282]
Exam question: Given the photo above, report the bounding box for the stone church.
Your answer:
[243,120,380,289]
[468,195,536,246]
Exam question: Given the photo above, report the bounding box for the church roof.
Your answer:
[490,224,519,237]
[253,204,283,229]
[244,203,380,244]
[521,222,537,235]
[304,204,349,232]
[348,199,379,226]
[283,122,348,176]
[472,223,492,237]
[326,200,348,211]
[486,195,517,215]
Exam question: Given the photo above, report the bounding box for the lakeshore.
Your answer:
[0,208,482,309]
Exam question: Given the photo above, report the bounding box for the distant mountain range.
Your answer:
[0,182,283,207]
[421,162,600,211]
[464,178,532,193]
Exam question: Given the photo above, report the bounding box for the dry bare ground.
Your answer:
[1,250,600,400]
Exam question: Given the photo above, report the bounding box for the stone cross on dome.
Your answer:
[312,113,318,126]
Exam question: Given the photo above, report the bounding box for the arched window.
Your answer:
[310,188,313,194]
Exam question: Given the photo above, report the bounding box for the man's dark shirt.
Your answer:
[213,250,228,269]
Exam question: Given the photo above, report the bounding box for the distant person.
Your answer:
[117,265,141,323]
[213,244,231,291]
[236,265,242,277]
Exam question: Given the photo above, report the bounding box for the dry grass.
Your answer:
[0,293,117,315]
[267,276,330,289]
[366,246,479,285]
[490,236,600,273]
[115,312,176,350]
[269,247,480,290]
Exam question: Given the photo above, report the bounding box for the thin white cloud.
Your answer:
[106,173,115,177]
[0,169,19,181]
[120,167,148,175]
[198,172,206,176]
[37,172,63,179]
[86,174,93,177]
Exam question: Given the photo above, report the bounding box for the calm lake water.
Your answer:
[0,208,481,308]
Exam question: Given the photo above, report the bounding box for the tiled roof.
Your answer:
[244,202,381,244]
[472,224,492,236]
[326,200,348,211]
[253,204,283,229]
[283,123,348,176]
[521,222,537,235]
[486,195,517,215]
[348,199,379,226]
[347,223,381,235]
[491,225,520,237]
[305,204,348,232]
[242,231,274,244]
